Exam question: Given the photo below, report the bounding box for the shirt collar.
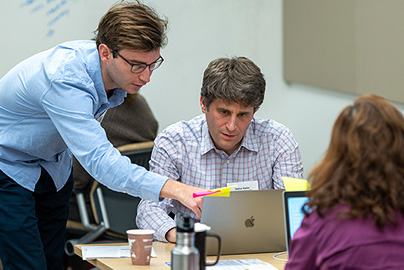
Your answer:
[87,46,106,101]
[87,46,126,115]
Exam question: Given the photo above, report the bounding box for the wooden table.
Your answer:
[75,242,287,270]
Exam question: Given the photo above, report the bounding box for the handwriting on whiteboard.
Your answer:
[19,0,73,38]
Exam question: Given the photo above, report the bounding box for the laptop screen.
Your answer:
[283,191,309,251]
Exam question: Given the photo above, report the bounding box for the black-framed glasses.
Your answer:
[112,50,164,74]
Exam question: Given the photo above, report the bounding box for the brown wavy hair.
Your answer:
[200,57,266,113]
[306,94,404,227]
[95,1,168,52]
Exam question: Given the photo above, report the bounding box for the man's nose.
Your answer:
[138,68,152,83]
[226,116,237,131]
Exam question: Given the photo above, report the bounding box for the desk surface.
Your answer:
[75,242,287,270]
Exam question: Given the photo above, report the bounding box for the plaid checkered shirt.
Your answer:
[136,114,304,241]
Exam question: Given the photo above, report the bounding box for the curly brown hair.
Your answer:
[95,1,168,52]
[306,94,404,227]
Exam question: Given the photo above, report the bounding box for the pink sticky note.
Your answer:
[193,190,222,198]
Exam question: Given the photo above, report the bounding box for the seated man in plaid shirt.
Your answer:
[136,56,304,243]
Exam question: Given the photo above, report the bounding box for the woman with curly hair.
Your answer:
[286,94,404,269]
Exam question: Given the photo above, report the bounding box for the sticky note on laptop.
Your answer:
[193,186,235,198]
[282,177,311,191]
[206,186,235,197]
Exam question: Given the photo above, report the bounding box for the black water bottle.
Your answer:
[171,213,200,270]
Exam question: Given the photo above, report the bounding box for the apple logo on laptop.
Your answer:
[244,216,255,228]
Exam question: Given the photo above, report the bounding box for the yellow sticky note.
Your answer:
[206,186,235,197]
[282,177,311,191]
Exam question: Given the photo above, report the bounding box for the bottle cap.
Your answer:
[194,223,211,233]
[176,213,194,232]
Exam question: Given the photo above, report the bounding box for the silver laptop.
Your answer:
[282,191,309,253]
[201,189,286,255]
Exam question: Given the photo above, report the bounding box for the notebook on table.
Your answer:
[201,189,286,255]
[282,191,309,252]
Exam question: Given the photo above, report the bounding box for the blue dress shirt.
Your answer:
[0,40,166,202]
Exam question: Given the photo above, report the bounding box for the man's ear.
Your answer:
[98,44,112,63]
[200,97,207,113]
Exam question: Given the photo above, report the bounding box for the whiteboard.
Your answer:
[1,0,116,77]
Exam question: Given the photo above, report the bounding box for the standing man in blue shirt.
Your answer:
[0,2,204,269]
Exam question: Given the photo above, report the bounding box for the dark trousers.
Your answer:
[0,168,73,270]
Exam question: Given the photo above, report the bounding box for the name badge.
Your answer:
[227,181,259,191]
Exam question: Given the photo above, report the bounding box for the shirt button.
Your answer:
[226,159,230,164]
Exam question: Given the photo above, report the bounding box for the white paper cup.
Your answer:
[126,229,155,265]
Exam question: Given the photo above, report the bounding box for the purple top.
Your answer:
[286,205,404,270]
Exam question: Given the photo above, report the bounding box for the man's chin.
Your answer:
[124,87,141,94]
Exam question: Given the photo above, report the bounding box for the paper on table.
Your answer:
[81,245,157,260]
[281,177,311,191]
[207,259,278,269]
[165,259,277,269]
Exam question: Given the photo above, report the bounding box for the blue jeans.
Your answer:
[0,168,73,270]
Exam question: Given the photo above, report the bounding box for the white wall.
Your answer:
[141,0,404,177]
[3,0,404,177]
